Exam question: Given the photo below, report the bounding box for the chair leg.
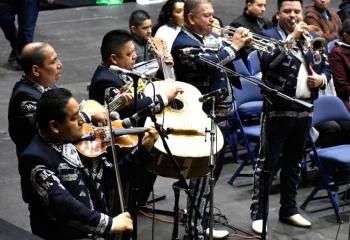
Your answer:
[227,158,250,185]
[300,183,322,210]
[227,117,256,185]
[326,185,342,223]
[224,126,239,162]
[301,178,343,223]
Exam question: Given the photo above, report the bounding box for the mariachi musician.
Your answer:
[19,88,161,239]
[171,0,252,239]
[89,30,181,119]
[329,19,350,112]
[250,0,331,235]
[8,42,109,159]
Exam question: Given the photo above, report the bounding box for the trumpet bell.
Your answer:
[310,37,327,52]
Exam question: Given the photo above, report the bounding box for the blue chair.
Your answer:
[234,77,263,117]
[300,95,350,223]
[232,59,250,76]
[226,78,263,185]
[247,50,262,78]
[327,39,338,53]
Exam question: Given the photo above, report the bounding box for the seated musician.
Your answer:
[171,0,252,239]
[89,29,182,120]
[89,30,183,217]
[19,88,158,239]
[8,42,108,159]
[250,0,331,235]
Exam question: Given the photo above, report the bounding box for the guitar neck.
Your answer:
[160,54,175,80]
[108,96,125,112]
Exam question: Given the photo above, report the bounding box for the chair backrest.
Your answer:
[327,39,338,53]
[312,95,350,126]
[247,50,261,76]
[232,59,250,76]
[233,77,264,107]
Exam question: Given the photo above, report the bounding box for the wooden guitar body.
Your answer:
[143,79,224,179]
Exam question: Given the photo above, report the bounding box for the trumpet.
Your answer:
[211,24,290,54]
[291,19,327,53]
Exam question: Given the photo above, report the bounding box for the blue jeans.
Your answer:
[0,0,39,58]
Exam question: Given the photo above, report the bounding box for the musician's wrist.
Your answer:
[159,92,169,106]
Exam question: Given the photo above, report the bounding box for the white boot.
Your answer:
[279,214,311,227]
[205,228,229,239]
[251,219,267,235]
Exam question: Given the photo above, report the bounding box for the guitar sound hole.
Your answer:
[169,99,184,111]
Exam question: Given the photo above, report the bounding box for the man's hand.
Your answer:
[91,112,108,126]
[292,21,309,41]
[231,27,252,51]
[118,92,134,108]
[165,87,184,102]
[164,52,174,67]
[111,212,133,233]
[307,66,324,89]
[141,126,159,151]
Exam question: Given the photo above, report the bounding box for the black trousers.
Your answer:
[251,111,311,220]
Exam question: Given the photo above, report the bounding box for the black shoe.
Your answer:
[8,50,16,63]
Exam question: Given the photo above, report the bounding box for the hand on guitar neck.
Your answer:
[148,37,175,79]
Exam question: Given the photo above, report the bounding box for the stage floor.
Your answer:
[0,0,346,239]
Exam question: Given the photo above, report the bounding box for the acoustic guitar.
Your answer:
[143,79,224,179]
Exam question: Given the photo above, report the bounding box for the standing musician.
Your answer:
[19,88,142,239]
[8,42,108,159]
[171,0,252,239]
[329,19,350,112]
[250,0,331,234]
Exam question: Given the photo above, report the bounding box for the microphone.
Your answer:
[121,102,157,128]
[178,47,203,55]
[109,65,145,79]
[198,88,227,103]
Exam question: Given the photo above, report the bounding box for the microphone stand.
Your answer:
[207,97,217,240]
[146,107,203,240]
[105,96,128,240]
[196,55,313,240]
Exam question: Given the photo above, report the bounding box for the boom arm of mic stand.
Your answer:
[197,55,314,113]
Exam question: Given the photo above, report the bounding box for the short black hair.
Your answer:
[129,9,151,29]
[100,29,133,62]
[20,42,49,75]
[36,88,73,133]
[277,0,303,10]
